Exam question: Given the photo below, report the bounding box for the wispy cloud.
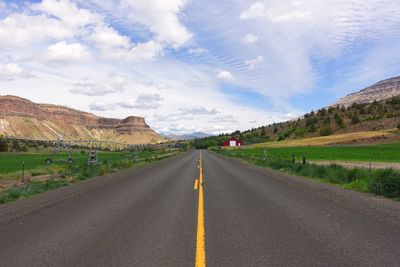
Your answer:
[70,73,127,96]
[89,101,115,111]
[0,0,400,135]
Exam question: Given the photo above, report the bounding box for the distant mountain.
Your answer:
[0,95,166,144]
[334,76,400,107]
[163,132,211,141]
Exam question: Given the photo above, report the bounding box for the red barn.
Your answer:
[223,136,243,147]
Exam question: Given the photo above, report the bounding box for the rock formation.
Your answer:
[334,76,400,107]
[0,95,166,144]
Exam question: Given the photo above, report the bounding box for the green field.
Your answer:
[0,150,165,175]
[217,143,400,200]
[225,142,400,163]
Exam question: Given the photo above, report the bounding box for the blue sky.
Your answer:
[0,0,400,135]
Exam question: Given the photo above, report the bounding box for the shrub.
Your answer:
[351,113,360,124]
[319,126,333,136]
[369,169,400,198]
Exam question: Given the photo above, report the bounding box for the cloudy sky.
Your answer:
[0,0,400,135]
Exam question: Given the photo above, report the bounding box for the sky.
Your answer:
[0,0,400,135]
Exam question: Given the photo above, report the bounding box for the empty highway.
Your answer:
[1,150,400,266]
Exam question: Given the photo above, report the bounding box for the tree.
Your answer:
[0,136,8,152]
[11,139,21,152]
[334,113,345,128]
[318,108,327,117]
[260,126,266,136]
[351,113,360,124]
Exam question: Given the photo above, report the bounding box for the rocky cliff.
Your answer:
[0,95,166,144]
[334,76,400,107]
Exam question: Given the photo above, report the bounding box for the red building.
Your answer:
[222,136,243,147]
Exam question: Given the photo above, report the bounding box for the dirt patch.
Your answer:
[0,180,18,189]
[310,160,400,170]
[0,174,61,191]
[30,174,61,182]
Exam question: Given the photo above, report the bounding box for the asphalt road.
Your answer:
[1,150,400,266]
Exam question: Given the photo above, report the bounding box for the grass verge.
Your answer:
[214,148,400,201]
[0,150,182,204]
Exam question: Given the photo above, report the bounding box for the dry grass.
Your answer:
[236,129,396,149]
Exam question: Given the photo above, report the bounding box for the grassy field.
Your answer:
[0,151,160,174]
[244,130,395,148]
[216,148,400,200]
[225,142,400,163]
[0,149,182,203]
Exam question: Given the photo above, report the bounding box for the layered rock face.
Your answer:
[334,76,400,107]
[0,95,166,144]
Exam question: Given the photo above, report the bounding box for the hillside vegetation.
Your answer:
[192,96,400,148]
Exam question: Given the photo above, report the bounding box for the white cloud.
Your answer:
[89,26,131,50]
[244,55,263,69]
[31,0,100,30]
[117,94,164,110]
[240,1,311,22]
[89,101,115,111]
[156,83,170,90]
[178,106,218,115]
[163,124,197,134]
[116,101,135,109]
[71,73,128,96]
[242,33,259,44]
[132,93,164,110]
[0,13,70,49]
[120,0,192,47]
[0,0,165,64]
[127,40,163,61]
[217,70,234,81]
[240,2,266,20]
[40,41,90,65]
[208,115,238,123]
[0,63,33,81]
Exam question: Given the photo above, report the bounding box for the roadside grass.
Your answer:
[222,143,400,163]
[0,179,70,203]
[215,148,400,200]
[0,149,182,204]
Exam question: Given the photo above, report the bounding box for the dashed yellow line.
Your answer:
[194,179,199,190]
[195,150,206,267]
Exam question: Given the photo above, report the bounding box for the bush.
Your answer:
[319,126,333,136]
[351,114,360,124]
[369,169,400,198]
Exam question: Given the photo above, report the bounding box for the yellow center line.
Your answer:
[195,150,206,267]
[194,179,199,190]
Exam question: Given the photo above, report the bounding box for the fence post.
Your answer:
[21,161,25,183]
[292,153,296,164]
[369,159,372,172]
[302,155,306,165]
